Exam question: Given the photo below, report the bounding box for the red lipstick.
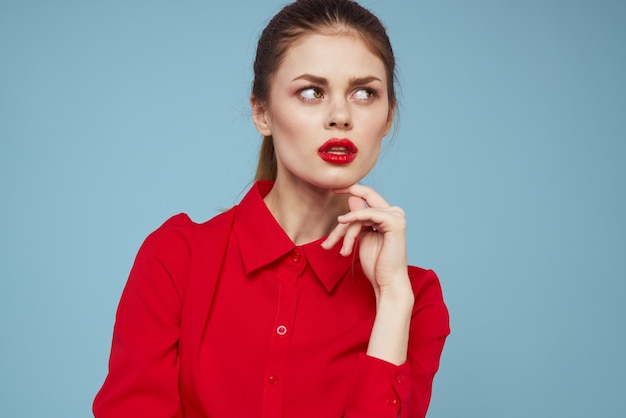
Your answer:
[318,138,358,164]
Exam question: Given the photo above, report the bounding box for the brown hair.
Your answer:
[252,0,398,181]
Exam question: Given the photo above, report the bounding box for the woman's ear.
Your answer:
[384,101,396,136]
[250,95,272,136]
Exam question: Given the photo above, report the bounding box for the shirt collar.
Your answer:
[233,181,354,293]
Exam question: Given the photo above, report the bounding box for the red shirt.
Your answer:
[94,181,450,418]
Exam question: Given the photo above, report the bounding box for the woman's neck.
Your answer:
[263,177,349,246]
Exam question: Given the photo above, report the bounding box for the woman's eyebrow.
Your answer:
[347,76,382,86]
[292,74,328,85]
[292,74,382,87]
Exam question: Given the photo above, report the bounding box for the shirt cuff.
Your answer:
[345,353,411,418]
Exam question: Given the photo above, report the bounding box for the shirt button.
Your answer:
[268,375,279,385]
[387,398,398,407]
[276,325,287,336]
[396,374,406,385]
[291,251,301,263]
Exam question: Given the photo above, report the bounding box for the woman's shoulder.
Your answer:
[141,208,237,257]
[407,265,447,306]
[407,265,440,286]
[142,213,194,251]
[407,265,450,334]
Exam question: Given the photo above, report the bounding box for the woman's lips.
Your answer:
[318,138,358,164]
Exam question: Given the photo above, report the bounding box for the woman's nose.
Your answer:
[326,100,352,130]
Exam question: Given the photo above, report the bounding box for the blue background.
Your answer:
[1,0,624,416]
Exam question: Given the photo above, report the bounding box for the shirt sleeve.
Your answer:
[345,268,450,418]
[93,214,194,418]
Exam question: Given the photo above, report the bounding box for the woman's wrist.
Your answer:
[375,273,414,305]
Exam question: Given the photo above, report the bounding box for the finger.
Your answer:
[321,222,349,250]
[348,195,367,212]
[340,221,364,256]
[337,207,405,234]
[333,184,390,208]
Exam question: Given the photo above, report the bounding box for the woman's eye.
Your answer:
[353,88,375,100]
[299,87,324,100]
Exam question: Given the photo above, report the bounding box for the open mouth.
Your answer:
[318,138,358,164]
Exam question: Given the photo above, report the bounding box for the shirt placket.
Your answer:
[262,247,306,418]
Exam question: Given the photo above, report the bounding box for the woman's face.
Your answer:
[252,33,394,190]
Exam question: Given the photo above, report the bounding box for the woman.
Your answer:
[93,1,449,417]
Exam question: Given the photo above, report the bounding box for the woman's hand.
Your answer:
[322,184,414,365]
[322,184,411,300]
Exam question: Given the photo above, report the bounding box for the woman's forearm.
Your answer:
[366,280,415,365]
